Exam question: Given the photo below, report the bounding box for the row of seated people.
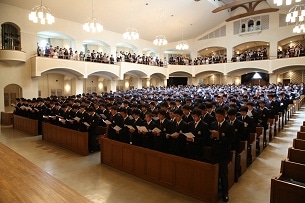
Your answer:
[277,45,305,58]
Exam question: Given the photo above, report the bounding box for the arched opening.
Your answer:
[4,84,22,112]
[248,20,254,32]
[83,39,111,62]
[37,31,75,58]
[116,42,138,62]
[1,22,21,50]
[232,41,269,62]
[241,23,246,33]
[277,34,305,58]
[165,49,191,65]
[197,47,227,64]
[256,21,261,30]
[241,72,269,86]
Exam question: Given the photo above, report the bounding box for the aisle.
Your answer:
[0,107,304,203]
[229,106,305,203]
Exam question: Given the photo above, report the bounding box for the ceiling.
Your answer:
[0,0,296,42]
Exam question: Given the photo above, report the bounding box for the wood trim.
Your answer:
[226,8,279,22]
[212,0,261,13]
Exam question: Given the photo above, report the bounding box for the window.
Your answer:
[1,22,21,50]
[248,20,254,32]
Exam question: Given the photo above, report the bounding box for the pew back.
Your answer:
[288,147,305,165]
[280,160,305,183]
[293,139,305,150]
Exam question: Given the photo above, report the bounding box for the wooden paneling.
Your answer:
[13,115,38,136]
[99,137,219,203]
[293,139,305,150]
[1,112,13,125]
[42,122,88,156]
[0,142,92,203]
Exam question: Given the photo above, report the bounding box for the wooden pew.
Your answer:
[270,178,305,203]
[42,122,89,156]
[264,124,270,148]
[278,112,283,130]
[297,131,305,140]
[268,118,275,141]
[288,147,305,165]
[280,160,305,183]
[303,121,305,126]
[256,127,264,155]
[1,112,13,125]
[228,151,235,188]
[248,133,257,164]
[300,126,305,132]
[274,115,279,135]
[239,141,247,175]
[293,139,305,150]
[100,137,219,203]
[13,115,38,136]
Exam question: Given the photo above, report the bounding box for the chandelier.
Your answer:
[273,0,301,6]
[286,4,305,23]
[176,41,189,50]
[153,35,168,46]
[83,0,103,33]
[28,0,55,24]
[153,9,168,46]
[176,21,189,50]
[293,22,305,33]
[123,0,139,40]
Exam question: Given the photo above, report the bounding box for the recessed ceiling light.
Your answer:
[146,3,148,5]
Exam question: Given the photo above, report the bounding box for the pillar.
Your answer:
[74,77,84,95]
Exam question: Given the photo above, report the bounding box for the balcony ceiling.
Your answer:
[0,0,293,42]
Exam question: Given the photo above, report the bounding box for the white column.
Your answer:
[136,78,143,89]
[106,80,117,93]
[75,78,84,95]
[269,73,278,84]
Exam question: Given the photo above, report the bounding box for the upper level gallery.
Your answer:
[31,55,305,80]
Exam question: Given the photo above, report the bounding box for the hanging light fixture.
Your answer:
[28,0,55,25]
[273,0,301,6]
[286,4,305,33]
[176,21,189,50]
[286,4,305,23]
[83,0,103,33]
[123,0,139,40]
[153,9,168,46]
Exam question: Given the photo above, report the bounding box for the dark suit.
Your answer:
[154,119,173,152]
[130,117,145,146]
[120,116,134,144]
[108,113,124,141]
[142,120,156,149]
[87,113,100,152]
[182,114,194,124]
[237,115,255,141]
[169,120,189,157]
[187,120,210,160]
[210,120,234,197]
[202,113,216,128]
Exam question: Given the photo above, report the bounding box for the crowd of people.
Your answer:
[12,82,305,202]
[231,47,268,62]
[37,42,305,67]
[277,45,305,58]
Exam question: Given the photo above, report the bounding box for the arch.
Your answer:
[277,34,305,58]
[247,19,254,32]
[272,65,305,75]
[4,84,22,108]
[256,20,261,30]
[241,23,246,33]
[83,39,111,54]
[150,73,167,79]
[142,48,157,56]
[40,68,84,79]
[169,71,192,77]
[1,22,21,50]
[233,41,269,61]
[198,46,227,57]
[88,71,120,81]
[227,67,268,76]
[116,42,138,54]
[124,70,148,79]
[37,31,75,41]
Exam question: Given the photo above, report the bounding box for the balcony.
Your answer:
[0,49,26,65]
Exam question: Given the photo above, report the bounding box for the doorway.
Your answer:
[4,84,22,112]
